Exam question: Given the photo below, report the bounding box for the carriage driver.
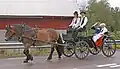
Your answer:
[69,11,80,29]
[91,22,108,45]
[77,11,88,30]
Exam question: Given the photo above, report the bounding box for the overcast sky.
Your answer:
[108,0,120,7]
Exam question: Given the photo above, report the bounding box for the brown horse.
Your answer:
[5,24,64,63]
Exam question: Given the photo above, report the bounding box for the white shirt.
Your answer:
[99,27,108,35]
[92,27,108,42]
[78,16,88,28]
[69,17,80,29]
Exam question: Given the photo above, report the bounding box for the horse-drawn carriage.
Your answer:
[4,24,116,63]
[62,27,116,59]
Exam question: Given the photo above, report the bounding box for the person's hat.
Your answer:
[73,11,78,15]
[80,11,86,14]
[100,23,106,27]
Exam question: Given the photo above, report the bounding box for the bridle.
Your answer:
[5,24,35,42]
[5,25,16,41]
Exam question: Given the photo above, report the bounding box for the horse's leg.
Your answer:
[55,45,62,59]
[23,44,33,63]
[47,46,54,60]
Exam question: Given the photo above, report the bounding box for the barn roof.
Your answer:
[0,0,79,16]
[0,15,73,18]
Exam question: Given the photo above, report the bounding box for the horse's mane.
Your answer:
[11,24,32,36]
[12,24,32,30]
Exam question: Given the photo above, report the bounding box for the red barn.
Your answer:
[0,15,72,30]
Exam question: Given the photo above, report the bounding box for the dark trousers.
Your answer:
[72,27,86,39]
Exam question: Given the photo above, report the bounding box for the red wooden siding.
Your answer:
[0,17,72,30]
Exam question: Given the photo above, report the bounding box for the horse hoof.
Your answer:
[47,58,52,61]
[30,56,33,61]
[58,57,62,60]
[23,60,28,63]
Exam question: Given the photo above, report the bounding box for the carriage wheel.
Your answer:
[75,40,89,60]
[63,40,75,57]
[89,46,101,55]
[102,37,116,57]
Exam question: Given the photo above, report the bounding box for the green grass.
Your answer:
[0,48,58,59]
[116,45,120,49]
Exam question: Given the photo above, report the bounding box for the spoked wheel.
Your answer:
[89,46,101,55]
[63,40,75,57]
[102,37,116,57]
[75,40,89,60]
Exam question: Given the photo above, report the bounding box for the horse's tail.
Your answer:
[57,34,63,44]
[57,34,64,55]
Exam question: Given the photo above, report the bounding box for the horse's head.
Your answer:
[5,24,17,41]
[5,24,32,41]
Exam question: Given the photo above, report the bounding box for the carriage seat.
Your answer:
[62,33,73,41]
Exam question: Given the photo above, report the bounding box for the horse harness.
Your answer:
[21,28,58,46]
[19,28,37,45]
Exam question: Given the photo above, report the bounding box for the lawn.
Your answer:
[0,48,58,59]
